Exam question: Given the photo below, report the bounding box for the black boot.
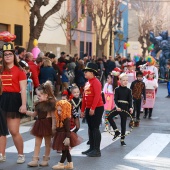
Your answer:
[149,109,152,119]
[87,129,101,157]
[121,139,126,146]
[112,130,121,140]
[143,109,148,118]
[82,131,93,155]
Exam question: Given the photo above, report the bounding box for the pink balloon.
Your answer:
[32,47,40,59]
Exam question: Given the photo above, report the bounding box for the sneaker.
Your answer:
[121,141,126,146]
[112,131,120,140]
[0,153,6,162]
[17,154,25,164]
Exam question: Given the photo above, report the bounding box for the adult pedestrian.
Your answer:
[81,62,104,157]
[26,52,40,89]
[39,59,57,86]
[0,43,27,163]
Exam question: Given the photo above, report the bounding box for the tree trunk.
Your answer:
[97,43,104,58]
[27,22,44,52]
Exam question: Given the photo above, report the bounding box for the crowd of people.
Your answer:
[0,42,170,169]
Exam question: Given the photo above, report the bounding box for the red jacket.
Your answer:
[27,61,40,88]
[81,77,103,112]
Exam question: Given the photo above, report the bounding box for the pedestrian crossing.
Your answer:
[5,125,170,161]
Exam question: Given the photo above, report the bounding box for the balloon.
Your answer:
[126,43,130,47]
[0,31,16,42]
[33,39,38,47]
[148,44,154,52]
[32,47,40,59]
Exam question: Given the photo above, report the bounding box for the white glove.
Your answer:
[63,137,70,146]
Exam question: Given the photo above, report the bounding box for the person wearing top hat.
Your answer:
[0,42,27,163]
[81,62,104,157]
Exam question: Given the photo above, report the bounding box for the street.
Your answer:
[0,83,170,170]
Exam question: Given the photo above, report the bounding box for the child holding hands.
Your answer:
[26,81,56,167]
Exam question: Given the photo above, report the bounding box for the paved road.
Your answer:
[0,83,170,170]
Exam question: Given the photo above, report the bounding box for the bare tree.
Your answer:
[25,0,67,51]
[85,0,127,57]
[54,0,85,54]
[132,0,168,56]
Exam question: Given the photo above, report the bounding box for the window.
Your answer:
[86,16,92,31]
[81,4,85,15]
[14,25,23,46]
[80,41,84,59]
[86,42,92,56]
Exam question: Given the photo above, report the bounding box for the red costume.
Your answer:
[81,77,103,112]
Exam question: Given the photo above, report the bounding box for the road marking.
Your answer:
[70,131,120,157]
[7,126,31,138]
[6,128,84,153]
[124,133,170,161]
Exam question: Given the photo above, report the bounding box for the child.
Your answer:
[130,71,146,125]
[81,62,104,157]
[25,81,56,167]
[108,73,133,146]
[126,61,136,88]
[166,61,170,98]
[52,100,82,170]
[143,71,158,118]
[70,86,81,133]
[103,68,120,132]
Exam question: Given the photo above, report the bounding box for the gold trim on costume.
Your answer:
[118,100,129,104]
[85,67,97,73]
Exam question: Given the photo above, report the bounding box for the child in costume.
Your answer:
[103,68,121,131]
[130,71,146,126]
[52,100,82,170]
[143,71,158,118]
[70,86,81,133]
[25,81,56,167]
[126,61,136,88]
[108,73,133,146]
[81,62,104,157]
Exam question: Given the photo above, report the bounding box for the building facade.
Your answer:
[0,0,29,48]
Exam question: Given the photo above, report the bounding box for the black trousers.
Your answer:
[144,108,153,117]
[108,110,128,139]
[85,106,104,150]
[132,99,141,119]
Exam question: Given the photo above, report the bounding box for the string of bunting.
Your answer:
[105,109,135,139]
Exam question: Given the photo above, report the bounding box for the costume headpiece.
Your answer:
[55,100,71,127]
[2,43,15,52]
[111,67,122,76]
[127,61,134,67]
[83,62,98,76]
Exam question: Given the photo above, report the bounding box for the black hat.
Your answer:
[2,43,14,52]
[83,62,98,76]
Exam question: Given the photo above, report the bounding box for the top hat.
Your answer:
[2,43,15,52]
[83,62,98,76]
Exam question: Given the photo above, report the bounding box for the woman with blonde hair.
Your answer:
[39,58,57,86]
